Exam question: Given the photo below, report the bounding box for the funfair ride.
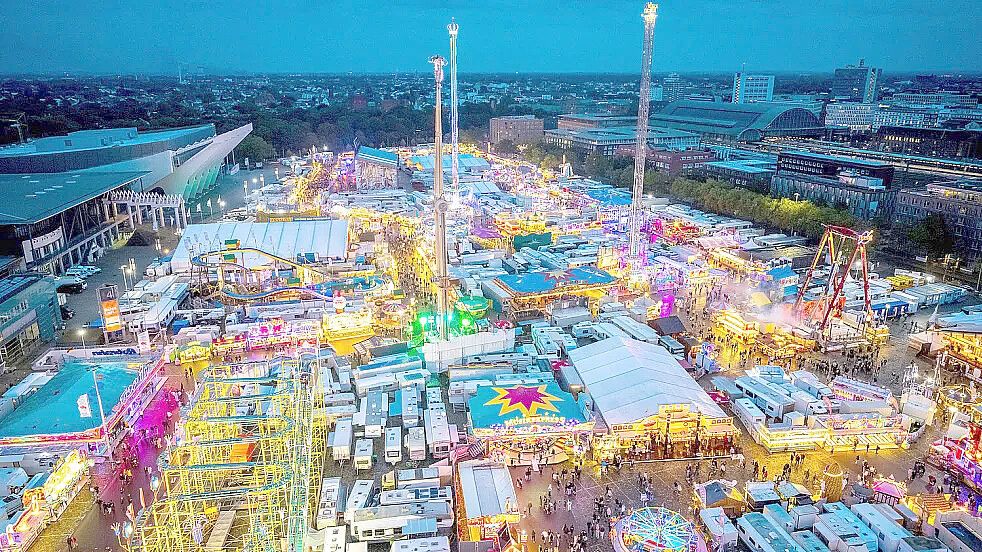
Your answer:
[448,19,461,207]
[130,357,326,552]
[793,225,876,343]
[629,3,659,262]
[429,54,451,341]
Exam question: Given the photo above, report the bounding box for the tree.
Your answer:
[235,135,276,162]
[494,139,518,155]
[907,214,955,258]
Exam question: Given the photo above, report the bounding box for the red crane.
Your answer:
[793,225,874,337]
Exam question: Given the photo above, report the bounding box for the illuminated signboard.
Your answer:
[98,285,122,333]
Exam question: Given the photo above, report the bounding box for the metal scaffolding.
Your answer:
[130,355,325,552]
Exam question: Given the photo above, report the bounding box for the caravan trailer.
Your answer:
[380,486,453,508]
[331,418,353,461]
[316,477,343,529]
[423,410,451,458]
[385,427,403,464]
[349,502,451,542]
[344,480,375,524]
[354,439,374,470]
[406,426,427,461]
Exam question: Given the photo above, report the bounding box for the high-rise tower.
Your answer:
[429,55,450,341]
[448,19,461,205]
[630,3,658,260]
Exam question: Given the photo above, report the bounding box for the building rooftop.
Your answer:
[546,125,698,144]
[0,274,46,304]
[651,100,824,141]
[0,171,147,225]
[355,146,399,167]
[782,150,891,168]
[702,159,776,174]
[0,360,139,439]
[0,125,214,157]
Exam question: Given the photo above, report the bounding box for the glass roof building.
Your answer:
[651,100,825,143]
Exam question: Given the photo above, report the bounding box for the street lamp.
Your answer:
[77,328,86,350]
[120,265,129,290]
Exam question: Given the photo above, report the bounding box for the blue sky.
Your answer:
[0,0,978,74]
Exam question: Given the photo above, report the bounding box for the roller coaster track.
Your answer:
[131,357,317,552]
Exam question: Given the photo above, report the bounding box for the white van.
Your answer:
[385,427,403,464]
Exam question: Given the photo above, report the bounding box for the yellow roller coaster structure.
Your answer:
[129,356,327,552]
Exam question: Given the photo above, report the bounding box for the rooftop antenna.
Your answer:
[448,19,461,206]
[429,55,450,342]
[629,3,659,261]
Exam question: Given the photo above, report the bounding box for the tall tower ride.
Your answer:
[429,55,451,341]
[448,19,461,205]
[629,3,659,260]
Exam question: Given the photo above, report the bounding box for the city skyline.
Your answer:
[0,0,979,76]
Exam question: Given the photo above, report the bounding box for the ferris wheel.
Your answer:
[613,507,697,552]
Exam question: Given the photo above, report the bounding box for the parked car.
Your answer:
[60,305,75,320]
[54,278,86,294]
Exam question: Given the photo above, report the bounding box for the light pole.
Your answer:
[120,265,129,291]
[77,328,86,351]
[243,179,248,194]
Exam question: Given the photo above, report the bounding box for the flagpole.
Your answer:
[93,369,109,453]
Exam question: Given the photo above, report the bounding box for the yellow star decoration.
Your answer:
[484,385,563,418]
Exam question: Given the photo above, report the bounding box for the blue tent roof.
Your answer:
[355,146,398,166]
[767,265,796,280]
[496,266,616,295]
[468,382,588,431]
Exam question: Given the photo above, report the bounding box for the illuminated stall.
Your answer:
[456,460,521,546]
[712,310,759,345]
[467,383,593,466]
[817,414,907,451]
[568,337,736,462]
[493,267,618,319]
[0,450,89,552]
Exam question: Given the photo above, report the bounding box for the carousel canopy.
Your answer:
[567,337,727,426]
[495,266,615,295]
[936,313,982,334]
[468,382,589,431]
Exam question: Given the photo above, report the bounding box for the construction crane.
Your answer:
[448,19,461,206]
[0,113,28,144]
[429,54,451,341]
[629,3,659,261]
[793,225,874,339]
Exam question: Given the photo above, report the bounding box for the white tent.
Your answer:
[567,337,727,426]
[170,220,349,272]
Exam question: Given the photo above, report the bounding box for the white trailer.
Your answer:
[385,427,403,464]
[344,479,375,524]
[380,486,453,508]
[406,426,426,461]
[331,418,353,461]
[423,409,451,458]
[354,438,374,470]
[316,477,343,529]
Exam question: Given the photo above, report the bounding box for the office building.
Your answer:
[694,158,777,193]
[637,148,717,176]
[894,179,982,259]
[770,151,896,220]
[651,101,825,143]
[824,103,878,132]
[543,126,700,157]
[662,73,685,103]
[732,73,775,104]
[556,114,637,131]
[488,115,544,146]
[0,274,59,367]
[831,59,881,103]
[890,93,978,108]
[875,126,982,159]
[0,124,252,201]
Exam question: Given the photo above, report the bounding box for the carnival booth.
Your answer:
[455,460,521,546]
[568,337,736,461]
[467,382,593,466]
